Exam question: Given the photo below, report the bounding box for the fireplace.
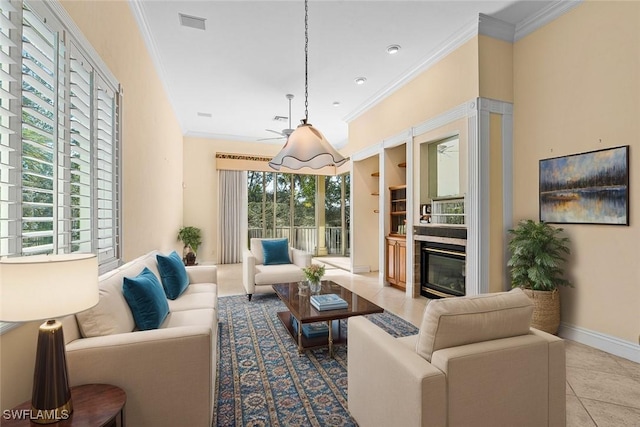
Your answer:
[420,241,466,298]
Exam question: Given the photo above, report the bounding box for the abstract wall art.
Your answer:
[539,146,629,225]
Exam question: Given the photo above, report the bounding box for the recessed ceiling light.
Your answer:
[354,77,367,85]
[332,101,341,107]
[386,44,401,55]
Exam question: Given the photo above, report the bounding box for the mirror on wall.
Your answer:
[428,136,460,198]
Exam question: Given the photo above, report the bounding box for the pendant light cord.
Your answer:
[304,0,309,123]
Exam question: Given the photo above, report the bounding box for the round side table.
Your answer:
[2,384,126,426]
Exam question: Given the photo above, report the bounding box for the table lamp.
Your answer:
[0,253,99,424]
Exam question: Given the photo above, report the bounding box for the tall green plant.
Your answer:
[177,226,202,254]
[507,220,571,291]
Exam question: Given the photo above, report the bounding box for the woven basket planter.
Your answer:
[522,288,560,335]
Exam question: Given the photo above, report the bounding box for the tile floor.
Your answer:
[216,261,640,426]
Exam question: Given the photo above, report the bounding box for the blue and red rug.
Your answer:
[213,293,419,426]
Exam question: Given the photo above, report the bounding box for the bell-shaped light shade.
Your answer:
[269,122,347,171]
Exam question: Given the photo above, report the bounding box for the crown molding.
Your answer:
[515,0,583,41]
[478,13,515,42]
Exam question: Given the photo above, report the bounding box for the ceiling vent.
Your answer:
[179,13,206,30]
[197,112,212,118]
[272,116,288,122]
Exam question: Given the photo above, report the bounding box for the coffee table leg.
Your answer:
[327,320,333,358]
[297,319,303,355]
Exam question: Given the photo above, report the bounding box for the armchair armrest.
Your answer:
[243,249,256,295]
[291,248,312,268]
[66,326,213,427]
[348,316,446,427]
[186,264,217,284]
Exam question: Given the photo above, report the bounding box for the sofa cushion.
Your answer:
[75,261,139,337]
[123,267,170,330]
[254,264,305,285]
[415,288,533,362]
[156,251,190,299]
[261,238,291,265]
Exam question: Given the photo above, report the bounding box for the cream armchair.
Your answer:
[243,238,312,300]
[348,289,565,427]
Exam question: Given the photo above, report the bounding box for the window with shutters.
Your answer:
[1,0,122,332]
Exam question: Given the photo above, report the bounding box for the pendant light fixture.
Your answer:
[269,0,347,171]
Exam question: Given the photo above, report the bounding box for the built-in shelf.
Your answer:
[371,192,379,196]
[371,172,380,177]
[391,211,407,215]
[398,162,406,168]
[374,209,380,213]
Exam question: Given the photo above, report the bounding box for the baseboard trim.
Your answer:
[352,265,371,274]
[558,322,640,363]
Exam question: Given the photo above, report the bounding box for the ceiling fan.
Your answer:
[259,94,295,141]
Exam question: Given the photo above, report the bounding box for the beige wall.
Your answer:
[183,137,282,263]
[513,1,640,343]
[479,35,514,103]
[62,0,185,261]
[0,322,39,410]
[489,113,504,292]
[351,155,381,271]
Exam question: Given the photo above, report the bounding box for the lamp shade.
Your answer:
[269,122,347,171]
[0,253,99,322]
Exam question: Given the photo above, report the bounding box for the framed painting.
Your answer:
[539,145,629,225]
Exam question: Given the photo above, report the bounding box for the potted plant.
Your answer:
[507,219,571,334]
[177,226,202,266]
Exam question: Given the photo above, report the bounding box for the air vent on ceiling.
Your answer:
[179,13,206,30]
[272,116,288,122]
[197,112,212,118]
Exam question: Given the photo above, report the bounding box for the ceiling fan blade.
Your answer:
[258,136,285,141]
[265,129,285,136]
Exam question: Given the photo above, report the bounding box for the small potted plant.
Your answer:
[302,264,326,294]
[507,219,571,334]
[177,226,202,266]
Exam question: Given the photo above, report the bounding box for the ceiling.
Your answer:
[131,1,554,148]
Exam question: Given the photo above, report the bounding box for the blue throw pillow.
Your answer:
[156,251,190,300]
[262,239,291,265]
[123,267,170,330]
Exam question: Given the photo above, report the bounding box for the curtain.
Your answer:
[218,170,247,264]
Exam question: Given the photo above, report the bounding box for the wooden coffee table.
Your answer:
[272,280,383,356]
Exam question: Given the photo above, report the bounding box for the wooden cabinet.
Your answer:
[389,185,407,236]
[387,184,407,290]
[386,236,406,290]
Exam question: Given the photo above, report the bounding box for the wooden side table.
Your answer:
[2,384,126,426]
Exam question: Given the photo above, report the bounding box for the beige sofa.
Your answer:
[243,238,312,300]
[60,251,218,427]
[348,288,566,427]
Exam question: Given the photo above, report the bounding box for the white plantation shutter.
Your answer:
[20,3,58,255]
[0,0,121,270]
[95,78,117,265]
[69,48,93,253]
[0,0,19,257]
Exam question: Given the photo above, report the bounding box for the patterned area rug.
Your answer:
[213,293,419,426]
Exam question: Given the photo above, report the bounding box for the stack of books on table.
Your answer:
[291,318,329,338]
[310,294,348,311]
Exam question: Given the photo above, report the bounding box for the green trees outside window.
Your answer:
[247,171,350,256]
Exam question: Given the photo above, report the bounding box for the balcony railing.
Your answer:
[248,226,349,256]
